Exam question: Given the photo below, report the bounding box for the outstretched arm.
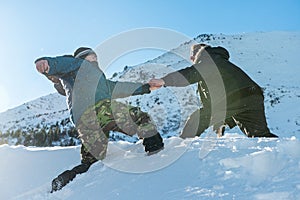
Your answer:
[149,65,203,89]
[35,56,84,77]
[161,65,203,87]
[106,80,151,99]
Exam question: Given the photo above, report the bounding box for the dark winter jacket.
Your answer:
[161,46,262,108]
[37,56,151,124]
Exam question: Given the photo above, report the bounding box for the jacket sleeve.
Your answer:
[107,80,151,99]
[43,75,66,96]
[54,82,66,96]
[162,64,204,87]
[35,56,84,77]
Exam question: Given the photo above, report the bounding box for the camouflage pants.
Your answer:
[76,99,157,163]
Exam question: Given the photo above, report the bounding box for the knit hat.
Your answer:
[74,47,96,59]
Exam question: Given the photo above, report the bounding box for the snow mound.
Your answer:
[1,136,299,200]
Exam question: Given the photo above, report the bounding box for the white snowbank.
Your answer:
[1,136,299,200]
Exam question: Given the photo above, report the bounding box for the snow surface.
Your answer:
[0,135,299,200]
[0,31,300,199]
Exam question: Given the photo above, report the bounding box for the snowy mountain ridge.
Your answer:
[0,93,68,132]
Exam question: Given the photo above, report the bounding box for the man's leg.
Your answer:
[80,144,99,165]
[51,145,97,192]
[51,135,102,192]
[76,100,113,162]
[231,95,278,138]
[180,108,211,138]
[51,100,115,192]
[109,100,164,154]
[130,107,164,154]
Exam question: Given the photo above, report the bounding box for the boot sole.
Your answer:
[146,147,164,156]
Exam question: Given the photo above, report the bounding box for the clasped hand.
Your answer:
[148,78,165,91]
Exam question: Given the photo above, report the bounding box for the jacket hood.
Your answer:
[205,46,230,60]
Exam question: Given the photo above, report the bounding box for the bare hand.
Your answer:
[36,60,50,74]
[149,78,165,87]
[149,78,165,90]
[149,86,162,91]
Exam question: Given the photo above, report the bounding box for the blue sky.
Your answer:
[0,0,299,112]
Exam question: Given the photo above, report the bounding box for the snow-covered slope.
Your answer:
[0,135,299,200]
[0,31,299,199]
[0,93,69,133]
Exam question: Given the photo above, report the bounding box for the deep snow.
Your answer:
[0,134,299,200]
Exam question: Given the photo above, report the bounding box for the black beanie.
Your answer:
[74,47,96,59]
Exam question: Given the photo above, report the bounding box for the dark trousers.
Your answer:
[180,93,274,138]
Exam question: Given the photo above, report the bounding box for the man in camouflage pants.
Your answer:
[35,47,164,192]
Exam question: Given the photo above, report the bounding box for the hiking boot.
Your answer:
[51,163,93,193]
[51,170,76,192]
[142,133,164,155]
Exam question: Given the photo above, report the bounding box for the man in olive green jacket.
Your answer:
[149,44,277,138]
